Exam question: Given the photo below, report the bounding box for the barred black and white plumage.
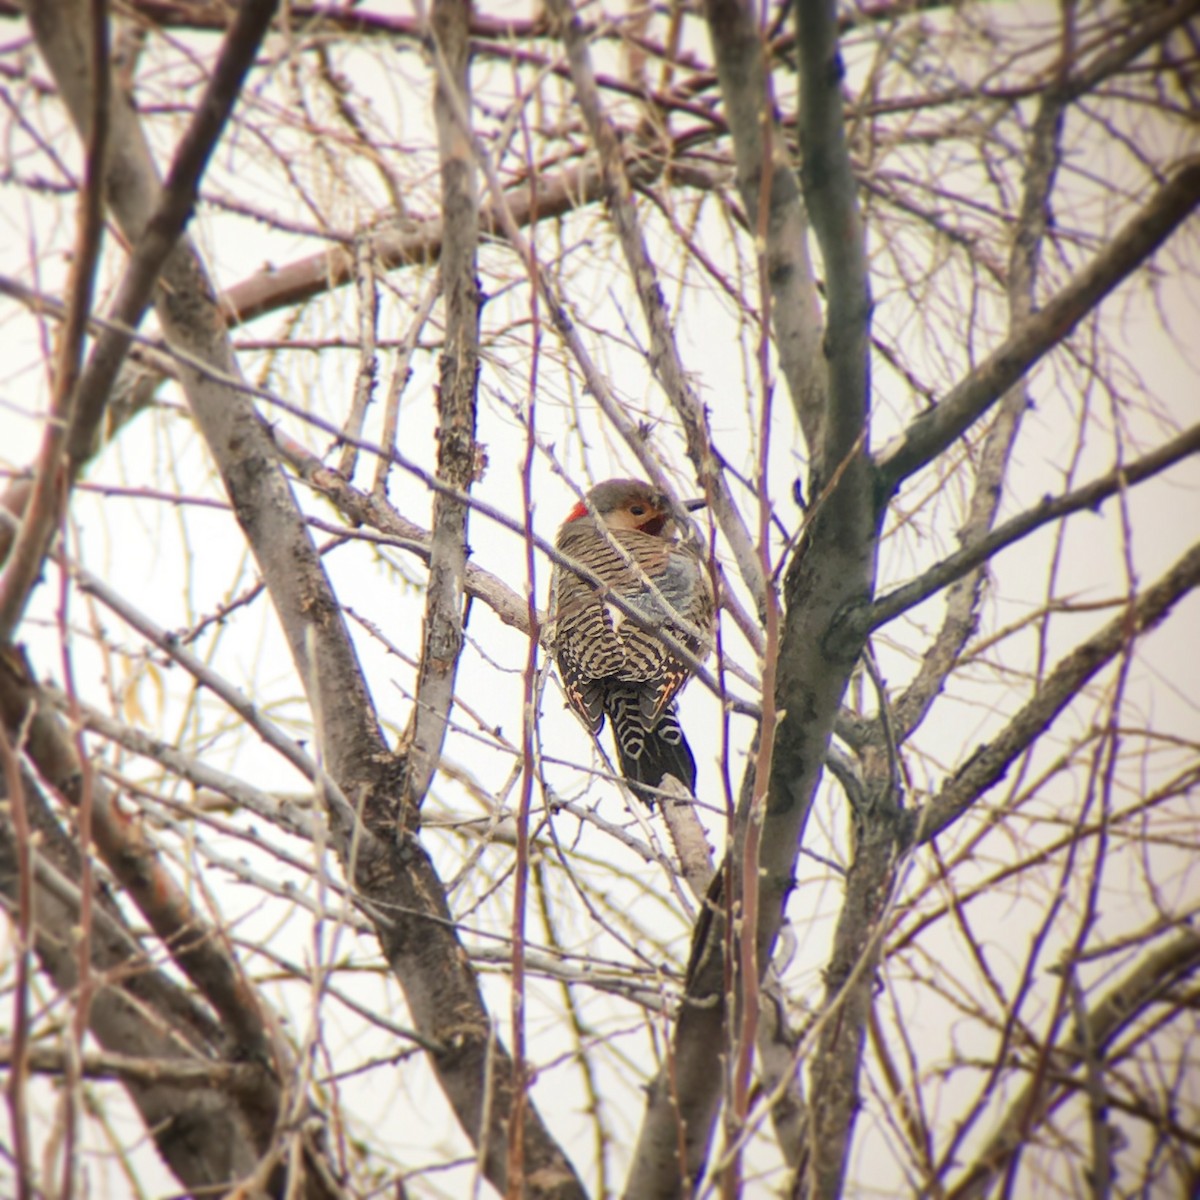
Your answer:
[550,479,714,805]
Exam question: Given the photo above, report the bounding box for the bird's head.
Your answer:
[563,478,705,537]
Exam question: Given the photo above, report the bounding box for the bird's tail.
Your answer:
[607,689,697,805]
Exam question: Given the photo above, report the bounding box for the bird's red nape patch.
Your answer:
[565,500,590,523]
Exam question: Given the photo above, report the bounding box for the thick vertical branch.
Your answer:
[25,4,585,1195]
[795,34,1076,1194]
[793,769,902,1200]
[627,0,881,1189]
[406,0,481,807]
[775,3,878,1197]
[0,719,34,1198]
[794,1,870,463]
[702,0,828,462]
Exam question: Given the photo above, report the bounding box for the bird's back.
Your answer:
[552,520,712,720]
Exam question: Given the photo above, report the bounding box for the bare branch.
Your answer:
[877,159,1200,488]
[950,928,1200,1200]
[406,0,481,808]
[24,3,586,1193]
[881,18,1072,740]
[221,140,667,326]
[0,651,287,1080]
[0,0,276,641]
[919,538,1200,841]
[864,422,1200,636]
[795,0,872,466]
[702,0,828,459]
[0,1042,267,1092]
[0,737,278,1192]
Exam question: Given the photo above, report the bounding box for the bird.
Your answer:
[550,478,714,804]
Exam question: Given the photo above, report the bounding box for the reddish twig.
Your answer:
[0,718,34,1200]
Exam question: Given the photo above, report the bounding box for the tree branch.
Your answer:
[918,538,1200,841]
[702,0,828,462]
[221,137,667,326]
[949,927,1200,1200]
[795,0,872,466]
[880,19,1071,741]
[0,650,289,1088]
[863,422,1200,636]
[0,0,275,641]
[406,0,480,808]
[25,4,585,1194]
[877,158,1200,489]
[0,738,280,1192]
[627,3,883,1189]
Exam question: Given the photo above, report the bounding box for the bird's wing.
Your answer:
[609,534,712,715]
[552,528,712,723]
[551,557,626,731]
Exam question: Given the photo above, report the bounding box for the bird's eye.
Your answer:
[629,505,646,516]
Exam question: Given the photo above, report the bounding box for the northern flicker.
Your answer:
[550,478,714,803]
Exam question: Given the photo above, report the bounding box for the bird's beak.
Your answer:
[684,497,708,512]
